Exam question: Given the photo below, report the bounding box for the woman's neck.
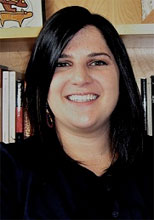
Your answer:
[56,124,113,176]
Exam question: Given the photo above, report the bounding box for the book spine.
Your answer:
[9,71,16,143]
[16,79,24,142]
[0,65,8,142]
[2,71,9,144]
[23,81,31,139]
[24,107,31,139]
[151,75,154,137]
[147,76,152,136]
[140,78,148,134]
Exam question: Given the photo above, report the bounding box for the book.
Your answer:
[151,75,154,137]
[16,79,24,142]
[140,78,148,134]
[0,65,8,142]
[147,76,152,136]
[23,79,31,139]
[24,106,31,139]
[2,70,9,143]
[9,70,16,143]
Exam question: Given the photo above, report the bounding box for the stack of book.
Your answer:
[0,65,30,144]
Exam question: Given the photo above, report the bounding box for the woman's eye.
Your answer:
[56,62,70,67]
[90,60,107,66]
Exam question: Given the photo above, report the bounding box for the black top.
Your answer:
[0,132,153,220]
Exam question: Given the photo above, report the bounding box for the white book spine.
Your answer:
[2,71,9,144]
[9,71,16,143]
[147,76,152,136]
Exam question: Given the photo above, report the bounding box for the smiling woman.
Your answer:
[0,6,153,220]
[48,25,119,137]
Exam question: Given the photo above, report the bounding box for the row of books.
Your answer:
[140,75,154,137]
[0,65,30,144]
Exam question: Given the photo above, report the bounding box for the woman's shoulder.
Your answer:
[114,136,153,218]
[0,136,45,219]
[137,135,153,217]
[141,135,153,169]
[114,135,153,188]
[0,135,39,153]
[0,136,42,170]
[131,135,153,173]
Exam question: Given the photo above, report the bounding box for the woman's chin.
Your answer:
[69,117,98,131]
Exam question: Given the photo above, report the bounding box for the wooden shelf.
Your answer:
[116,24,154,35]
[0,24,153,39]
[0,27,42,39]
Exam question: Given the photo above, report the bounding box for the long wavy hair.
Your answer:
[25,6,144,165]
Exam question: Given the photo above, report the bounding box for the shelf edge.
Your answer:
[116,24,154,35]
[0,27,42,39]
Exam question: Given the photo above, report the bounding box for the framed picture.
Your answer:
[0,0,44,38]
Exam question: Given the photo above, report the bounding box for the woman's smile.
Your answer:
[66,93,99,103]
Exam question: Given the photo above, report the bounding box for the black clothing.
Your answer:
[0,133,153,219]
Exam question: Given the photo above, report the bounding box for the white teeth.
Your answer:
[67,94,98,102]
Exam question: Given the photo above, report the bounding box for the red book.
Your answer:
[16,79,24,142]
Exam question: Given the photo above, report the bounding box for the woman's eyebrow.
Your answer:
[59,53,71,58]
[59,52,111,59]
[88,52,111,59]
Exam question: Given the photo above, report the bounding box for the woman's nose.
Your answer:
[70,65,93,86]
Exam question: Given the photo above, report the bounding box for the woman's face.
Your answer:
[48,25,119,134]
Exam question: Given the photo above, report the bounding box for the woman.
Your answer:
[0,6,153,219]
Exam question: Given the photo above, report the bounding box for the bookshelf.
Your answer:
[0,0,153,75]
[0,0,154,142]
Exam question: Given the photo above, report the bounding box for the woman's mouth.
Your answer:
[66,94,99,103]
